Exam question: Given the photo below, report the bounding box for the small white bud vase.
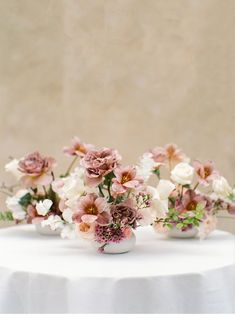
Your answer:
[167,226,198,239]
[34,223,61,236]
[92,232,136,254]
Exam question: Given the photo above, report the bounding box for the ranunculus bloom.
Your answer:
[112,165,143,196]
[72,193,111,225]
[171,162,194,185]
[63,137,94,157]
[175,189,206,213]
[110,199,138,228]
[165,143,189,166]
[76,222,95,240]
[81,148,121,187]
[18,151,56,187]
[193,160,218,186]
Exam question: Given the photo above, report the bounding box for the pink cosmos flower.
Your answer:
[18,152,56,187]
[72,193,111,225]
[193,160,218,186]
[63,137,94,157]
[111,165,143,196]
[81,148,121,187]
[175,189,207,213]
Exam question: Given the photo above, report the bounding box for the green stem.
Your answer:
[193,182,199,191]
[98,185,105,197]
[0,189,12,196]
[64,156,78,176]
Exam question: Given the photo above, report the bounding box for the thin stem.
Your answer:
[168,159,172,171]
[98,185,105,197]
[193,182,199,191]
[0,189,12,196]
[51,171,55,181]
[43,186,48,197]
[65,156,78,176]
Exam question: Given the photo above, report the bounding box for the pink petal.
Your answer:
[81,214,97,223]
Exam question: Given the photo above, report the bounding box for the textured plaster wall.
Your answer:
[0,0,234,231]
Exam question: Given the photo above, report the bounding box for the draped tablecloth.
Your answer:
[0,225,234,314]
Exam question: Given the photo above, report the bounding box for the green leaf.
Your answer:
[19,193,32,208]
[153,169,160,179]
[0,211,14,221]
[103,171,115,186]
[166,223,173,230]
[196,203,204,212]
[176,223,184,229]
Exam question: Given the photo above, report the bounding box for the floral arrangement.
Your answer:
[1,140,234,248]
[137,144,235,238]
[0,137,151,251]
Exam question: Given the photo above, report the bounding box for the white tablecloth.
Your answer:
[0,225,234,313]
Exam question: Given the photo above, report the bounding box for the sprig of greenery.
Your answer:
[0,211,14,221]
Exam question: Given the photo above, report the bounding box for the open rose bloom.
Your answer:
[140,143,235,239]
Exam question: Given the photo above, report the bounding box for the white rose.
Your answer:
[36,199,53,216]
[212,176,232,198]
[171,162,194,185]
[5,159,23,180]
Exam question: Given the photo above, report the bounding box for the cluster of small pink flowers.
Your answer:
[94,224,125,244]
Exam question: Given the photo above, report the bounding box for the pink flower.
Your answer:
[63,137,94,157]
[150,147,167,163]
[175,189,207,213]
[112,165,143,196]
[110,199,139,228]
[76,222,95,240]
[81,148,121,187]
[72,193,111,225]
[165,143,189,166]
[18,151,56,187]
[193,160,218,186]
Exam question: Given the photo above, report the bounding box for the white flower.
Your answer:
[5,159,23,180]
[5,189,29,220]
[36,199,53,216]
[138,207,156,226]
[171,162,194,185]
[212,176,232,198]
[61,224,77,239]
[147,179,175,218]
[52,167,89,201]
[136,153,156,181]
[62,208,73,223]
[41,215,64,230]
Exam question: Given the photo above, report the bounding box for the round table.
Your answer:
[0,225,234,314]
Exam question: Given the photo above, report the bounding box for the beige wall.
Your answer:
[0,0,234,231]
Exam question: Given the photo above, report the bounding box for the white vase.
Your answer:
[34,223,61,236]
[167,226,198,238]
[92,232,136,254]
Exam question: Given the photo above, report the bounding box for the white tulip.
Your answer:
[36,199,53,216]
[212,176,232,198]
[171,162,194,185]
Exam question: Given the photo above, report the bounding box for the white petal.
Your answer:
[156,179,175,200]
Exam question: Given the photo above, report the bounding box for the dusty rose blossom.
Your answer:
[175,189,207,213]
[63,137,94,157]
[165,143,189,166]
[110,199,138,228]
[72,193,111,225]
[81,148,121,187]
[193,160,218,186]
[150,147,167,163]
[18,151,56,187]
[112,165,143,196]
